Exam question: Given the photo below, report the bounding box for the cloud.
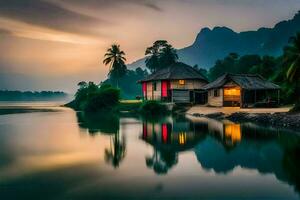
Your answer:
[0,0,106,36]
[0,0,162,35]
[0,28,11,35]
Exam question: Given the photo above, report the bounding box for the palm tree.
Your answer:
[103,44,127,88]
[283,33,300,111]
[285,33,300,81]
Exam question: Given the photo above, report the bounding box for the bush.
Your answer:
[139,100,169,116]
[84,87,120,112]
[290,102,300,113]
[66,83,121,112]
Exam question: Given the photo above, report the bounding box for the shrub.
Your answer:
[139,100,169,116]
[290,102,300,113]
[84,87,120,112]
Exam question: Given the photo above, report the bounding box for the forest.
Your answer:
[0,90,68,101]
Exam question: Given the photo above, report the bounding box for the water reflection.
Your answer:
[0,109,299,199]
[142,116,205,174]
[77,112,126,168]
[141,115,300,193]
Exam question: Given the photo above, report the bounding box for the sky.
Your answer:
[0,0,300,92]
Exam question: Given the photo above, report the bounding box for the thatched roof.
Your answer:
[139,62,208,83]
[202,73,280,90]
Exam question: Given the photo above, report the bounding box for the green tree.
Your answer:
[159,44,178,67]
[249,56,276,79]
[283,33,300,111]
[209,53,239,80]
[145,40,178,72]
[103,44,127,88]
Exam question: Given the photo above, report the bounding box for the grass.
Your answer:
[118,100,142,113]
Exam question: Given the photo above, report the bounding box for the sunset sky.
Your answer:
[1,0,300,92]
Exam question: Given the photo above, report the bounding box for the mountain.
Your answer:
[128,11,300,69]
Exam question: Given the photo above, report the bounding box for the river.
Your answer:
[0,103,299,200]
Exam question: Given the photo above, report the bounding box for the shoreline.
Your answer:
[187,106,300,131]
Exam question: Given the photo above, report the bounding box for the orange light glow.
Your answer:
[225,124,241,143]
[224,88,241,96]
[179,132,186,145]
[179,80,185,85]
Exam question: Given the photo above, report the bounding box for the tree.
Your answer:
[145,40,178,73]
[103,44,127,88]
[77,81,87,89]
[159,44,178,67]
[209,53,239,80]
[283,33,300,111]
[105,131,126,168]
[249,56,276,79]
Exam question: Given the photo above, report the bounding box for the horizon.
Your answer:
[1,0,300,92]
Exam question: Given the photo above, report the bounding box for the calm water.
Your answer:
[0,105,299,200]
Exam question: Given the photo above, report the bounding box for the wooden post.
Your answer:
[241,89,244,108]
[193,90,196,104]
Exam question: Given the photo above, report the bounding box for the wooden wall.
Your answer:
[146,82,153,100]
[207,88,223,107]
[171,80,207,90]
[153,81,161,100]
[172,90,190,103]
[146,81,161,100]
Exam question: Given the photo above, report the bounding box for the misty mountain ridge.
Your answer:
[128,11,300,69]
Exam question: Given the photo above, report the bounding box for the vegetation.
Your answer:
[103,44,127,88]
[209,54,277,80]
[67,82,120,112]
[139,100,169,117]
[145,40,178,72]
[0,90,68,101]
[207,32,300,109]
[118,100,142,113]
[103,67,148,99]
[283,33,300,112]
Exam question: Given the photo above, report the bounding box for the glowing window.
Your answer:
[179,80,185,85]
[224,88,241,96]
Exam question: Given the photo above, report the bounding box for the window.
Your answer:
[179,80,185,85]
[153,82,157,91]
[214,89,220,97]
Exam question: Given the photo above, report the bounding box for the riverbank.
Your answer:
[226,112,300,130]
[187,105,300,130]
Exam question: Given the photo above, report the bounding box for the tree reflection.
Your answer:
[105,130,126,168]
[76,111,127,168]
[141,116,300,194]
[146,149,178,175]
[76,111,119,134]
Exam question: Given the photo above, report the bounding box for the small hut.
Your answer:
[139,62,208,103]
[202,73,280,107]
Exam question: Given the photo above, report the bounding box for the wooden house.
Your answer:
[139,62,208,103]
[202,73,280,107]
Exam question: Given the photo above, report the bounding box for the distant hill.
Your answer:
[128,11,300,69]
[0,90,69,101]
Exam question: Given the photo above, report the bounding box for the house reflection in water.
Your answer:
[141,116,300,193]
[224,123,241,145]
[141,117,206,174]
[141,117,245,174]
